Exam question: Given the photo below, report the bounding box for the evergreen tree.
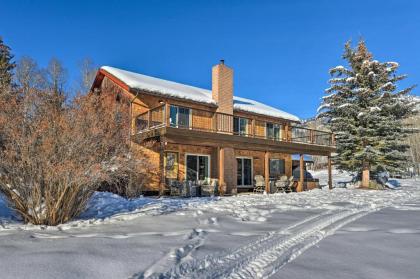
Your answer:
[318,40,418,186]
[0,36,15,90]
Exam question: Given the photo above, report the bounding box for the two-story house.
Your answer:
[91,61,335,195]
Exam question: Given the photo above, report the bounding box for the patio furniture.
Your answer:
[275,175,289,193]
[254,175,265,193]
[169,180,182,196]
[201,179,218,196]
[287,176,296,192]
[184,181,201,197]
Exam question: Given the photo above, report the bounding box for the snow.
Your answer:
[101,66,300,122]
[370,106,381,112]
[345,77,356,83]
[233,95,300,121]
[338,103,351,108]
[330,65,346,72]
[1,172,419,278]
[101,66,216,105]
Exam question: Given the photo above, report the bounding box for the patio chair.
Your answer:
[169,180,182,196]
[254,175,266,193]
[275,175,289,193]
[286,176,296,192]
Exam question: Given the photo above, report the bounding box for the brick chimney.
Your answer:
[212,60,233,115]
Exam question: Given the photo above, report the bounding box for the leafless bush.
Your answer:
[0,86,148,225]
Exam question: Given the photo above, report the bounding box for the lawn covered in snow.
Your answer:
[0,172,419,279]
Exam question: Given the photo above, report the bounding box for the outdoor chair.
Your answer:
[254,175,265,193]
[169,180,182,196]
[275,175,289,193]
[286,176,296,192]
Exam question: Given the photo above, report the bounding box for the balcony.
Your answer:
[132,104,335,154]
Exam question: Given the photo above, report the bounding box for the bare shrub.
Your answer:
[0,86,148,225]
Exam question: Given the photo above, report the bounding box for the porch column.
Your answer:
[159,137,166,196]
[328,155,333,190]
[297,154,304,192]
[147,110,152,128]
[218,147,225,194]
[264,151,270,193]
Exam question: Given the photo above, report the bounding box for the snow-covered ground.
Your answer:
[0,172,419,278]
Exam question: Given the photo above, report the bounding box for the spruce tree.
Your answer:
[0,36,15,90]
[318,40,418,186]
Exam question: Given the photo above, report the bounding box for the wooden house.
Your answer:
[91,61,336,195]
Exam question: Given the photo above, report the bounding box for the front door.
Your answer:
[237,158,252,186]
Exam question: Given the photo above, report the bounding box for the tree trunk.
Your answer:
[362,162,370,187]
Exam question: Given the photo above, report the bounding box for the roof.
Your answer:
[100,66,300,122]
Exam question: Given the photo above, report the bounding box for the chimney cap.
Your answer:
[220,59,225,65]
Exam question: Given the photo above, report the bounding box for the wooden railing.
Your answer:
[134,105,335,147]
[135,104,166,132]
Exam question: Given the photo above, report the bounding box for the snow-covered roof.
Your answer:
[101,66,300,122]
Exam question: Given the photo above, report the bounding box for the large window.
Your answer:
[186,154,210,183]
[169,105,191,128]
[269,159,285,178]
[233,117,249,136]
[164,152,178,179]
[266,122,281,140]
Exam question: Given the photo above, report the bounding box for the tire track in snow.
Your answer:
[139,206,374,279]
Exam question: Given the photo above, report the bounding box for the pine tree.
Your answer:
[0,36,15,90]
[318,40,418,187]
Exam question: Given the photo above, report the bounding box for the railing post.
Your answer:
[213,113,217,131]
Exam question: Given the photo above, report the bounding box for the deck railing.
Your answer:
[134,105,335,147]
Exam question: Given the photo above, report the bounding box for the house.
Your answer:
[91,60,336,195]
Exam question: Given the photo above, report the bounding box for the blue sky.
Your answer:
[1,0,419,119]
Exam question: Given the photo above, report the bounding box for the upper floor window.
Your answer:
[169,105,191,128]
[233,117,249,136]
[266,122,282,140]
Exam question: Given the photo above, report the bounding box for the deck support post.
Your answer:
[264,151,270,193]
[298,154,304,192]
[328,155,333,190]
[147,110,152,128]
[362,162,370,188]
[159,137,166,196]
[218,147,225,195]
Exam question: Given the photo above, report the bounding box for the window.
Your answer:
[186,154,210,183]
[237,158,252,186]
[233,117,249,136]
[169,105,191,128]
[164,152,178,179]
[269,159,285,178]
[266,122,281,140]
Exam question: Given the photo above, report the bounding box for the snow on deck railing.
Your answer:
[134,105,335,147]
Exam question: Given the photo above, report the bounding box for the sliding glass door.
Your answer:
[233,117,249,136]
[269,159,285,179]
[169,105,191,128]
[186,155,210,183]
[237,158,252,186]
[266,122,282,140]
